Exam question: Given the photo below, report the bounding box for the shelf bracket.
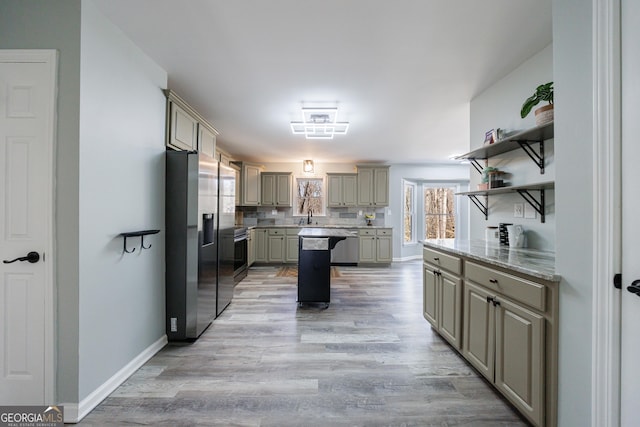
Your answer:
[516,140,545,174]
[467,195,488,220]
[469,159,484,175]
[516,189,546,223]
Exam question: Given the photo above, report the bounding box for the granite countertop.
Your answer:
[298,228,357,237]
[423,239,560,282]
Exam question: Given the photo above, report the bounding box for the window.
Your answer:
[295,177,325,216]
[403,181,415,243]
[424,186,455,239]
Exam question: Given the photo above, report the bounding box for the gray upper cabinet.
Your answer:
[198,125,217,157]
[165,90,218,155]
[327,173,357,207]
[168,102,198,151]
[233,161,263,206]
[261,172,292,207]
[357,165,389,207]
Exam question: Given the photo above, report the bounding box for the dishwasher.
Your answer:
[330,229,359,266]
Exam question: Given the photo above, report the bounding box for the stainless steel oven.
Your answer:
[233,227,248,284]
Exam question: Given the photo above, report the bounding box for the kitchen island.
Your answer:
[297,228,356,305]
[422,239,560,427]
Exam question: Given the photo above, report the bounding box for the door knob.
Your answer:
[3,251,40,264]
[627,280,640,296]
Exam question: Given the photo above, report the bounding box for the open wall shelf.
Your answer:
[455,121,554,174]
[456,181,554,223]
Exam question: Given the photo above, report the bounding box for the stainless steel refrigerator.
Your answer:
[165,150,236,341]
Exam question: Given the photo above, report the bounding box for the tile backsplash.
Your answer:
[238,206,386,227]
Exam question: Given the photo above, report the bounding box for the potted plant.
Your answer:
[521,81,553,126]
[478,167,497,190]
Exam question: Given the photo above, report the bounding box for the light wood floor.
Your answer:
[79,261,528,426]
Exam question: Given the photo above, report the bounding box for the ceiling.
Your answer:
[93,0,552,164]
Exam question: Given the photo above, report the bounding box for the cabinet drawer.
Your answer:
[359,229,376,236]
[286,228,301,236]
[376,228,392,236]
[268,228,285,236]
[423,247,461,275]
[465,262,546,312]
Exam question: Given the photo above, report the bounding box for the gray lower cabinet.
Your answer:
[254,229,269,263]
[268,229,286,263]
[463,278,545,427]
[285,228,301,263]
[424,246,557,427]
[248,228,255,267]
[423,248,462,350]
[359,228,392,263]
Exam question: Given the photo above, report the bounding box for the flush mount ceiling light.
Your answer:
[290,107,349,139]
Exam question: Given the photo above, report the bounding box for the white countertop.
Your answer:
[423,239,560,282]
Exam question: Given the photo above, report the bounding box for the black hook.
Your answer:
[123,237,136,254]
[141,235,152,250]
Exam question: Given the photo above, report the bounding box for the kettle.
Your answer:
[506,225,526,248]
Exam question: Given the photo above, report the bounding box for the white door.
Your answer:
[0,50,57,405]
[621,1,640,424]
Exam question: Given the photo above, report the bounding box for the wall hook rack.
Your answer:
[118,229,160,254]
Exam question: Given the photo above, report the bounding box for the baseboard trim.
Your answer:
[63,334,167,423]
[393,255,422,262]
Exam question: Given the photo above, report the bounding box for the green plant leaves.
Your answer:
[521,81,553,118]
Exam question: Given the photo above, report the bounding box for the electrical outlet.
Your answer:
[514,203,524,218]
[524,203,537,219]
[170,317,177,332]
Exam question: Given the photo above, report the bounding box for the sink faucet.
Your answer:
[307,209,312,225]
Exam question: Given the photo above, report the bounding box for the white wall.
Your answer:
[78,0,167,401]
[0,0,83,404]
[553,0,594,425]
[469,44,555,250]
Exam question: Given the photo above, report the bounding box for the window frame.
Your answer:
[403,180,416,245]
[293,176,326,217]
[422,183,458,240]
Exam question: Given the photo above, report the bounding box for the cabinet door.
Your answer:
[358,236,376,262]
[261,174,276,206]
[494,297,545,426]
[376,235,392,262]
[169,102,198,151]
[463,281,495,382]
[276,174,292,206]
[243,164,261,206]
[247,230,255,267]
[268,235,285,263]
[285,236,299,263]
[342,174,358,206]
[423,264,438,328]
[373,168,389,206]
[198,126,216,157]
[357,168,374,206]
[327,175,344,207]
[255,229,268,262]
[439,271,462,350]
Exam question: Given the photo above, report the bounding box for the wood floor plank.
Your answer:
[79,261,528,426]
